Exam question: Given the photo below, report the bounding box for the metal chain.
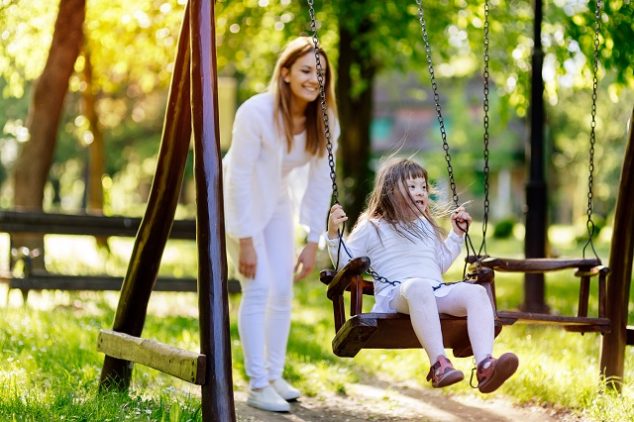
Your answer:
[582,0,602,260]
[307,0,350,271]
[415,0,459,208]
[478,0,491,257]
[307,1,402,285]
[415,1,478,269]
[307,0,338,206]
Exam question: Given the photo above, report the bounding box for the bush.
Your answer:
[493,218,516,239]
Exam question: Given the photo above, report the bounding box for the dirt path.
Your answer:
[234,378,586,422]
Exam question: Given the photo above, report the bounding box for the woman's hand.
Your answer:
[328,204,348,239]
[238,237,257,278]
[294,242,318,281]
[451,206,472,235]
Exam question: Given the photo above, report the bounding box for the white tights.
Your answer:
[227,198,294,389]
[390,279,494,365]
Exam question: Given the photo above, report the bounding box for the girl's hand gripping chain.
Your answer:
[328,204,348,239]
[450,206,472,235]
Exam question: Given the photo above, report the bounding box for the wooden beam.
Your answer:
[600,108,634,391]
[97,329,206,385]
[6,274,241,294]
[190,0,236,418]
[99,1,193,391]
[0,210,196,240]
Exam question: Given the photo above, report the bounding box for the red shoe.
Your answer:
[426,355,464,388]
[475,353,519,393]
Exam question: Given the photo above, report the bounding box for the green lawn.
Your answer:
[0,224,632,421]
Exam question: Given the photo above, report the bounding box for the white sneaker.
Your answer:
[270,378,301,401]
[246,385,290,412]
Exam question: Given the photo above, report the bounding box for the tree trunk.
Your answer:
[336,21,376,227]
[82,46,108,249]
[82,48,105,215]
[11,0,86,268]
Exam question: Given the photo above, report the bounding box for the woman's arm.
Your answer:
[224,99,266,239]
[300,116,340,242]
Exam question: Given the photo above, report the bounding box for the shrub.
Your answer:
[493,218,516,239]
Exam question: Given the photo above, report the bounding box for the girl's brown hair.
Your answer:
[361,158,447,241]
[269,36,337,157]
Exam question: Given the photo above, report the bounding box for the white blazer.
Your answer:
[223,92,340,243]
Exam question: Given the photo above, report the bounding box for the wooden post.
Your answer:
[190,0,236,420]
[99,4,192,391]
[600,109,634,391]
[523,0,549,314]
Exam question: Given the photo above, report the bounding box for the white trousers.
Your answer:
[227,196,294,389]
[390,279,494,365]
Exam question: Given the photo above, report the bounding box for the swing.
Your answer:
[307,0,610,359]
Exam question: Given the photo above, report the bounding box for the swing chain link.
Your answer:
[308,5,396,285]
[308,0,350,271]
[479,0,491,257]
[307,0,339,207]
[416,1,479,273]
[415,0,458,208]
[583,0,602,260]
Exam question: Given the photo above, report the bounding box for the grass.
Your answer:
[0,223,632,421]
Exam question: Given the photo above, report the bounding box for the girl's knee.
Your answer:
[472,284,491,303]
[463,284,493,312]
[402,279,436,304]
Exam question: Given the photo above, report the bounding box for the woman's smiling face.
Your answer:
[282,52,323,107]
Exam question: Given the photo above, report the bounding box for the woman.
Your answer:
[223,36,339,413]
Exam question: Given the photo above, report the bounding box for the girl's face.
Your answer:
[396,176,429,218]
[282,52,323,108]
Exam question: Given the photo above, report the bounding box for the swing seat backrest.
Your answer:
[471,257,611,333]
[320,257,502,358]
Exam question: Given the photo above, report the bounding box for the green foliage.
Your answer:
[493,217,516,239]
[0,0,631,219]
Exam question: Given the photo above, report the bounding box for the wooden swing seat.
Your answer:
[474,257,611,334]
[320,256,610,358]
[319,257,502,358]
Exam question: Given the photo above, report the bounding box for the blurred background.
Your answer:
[0,0,632,238]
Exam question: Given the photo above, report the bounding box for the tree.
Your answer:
[214,0,632,226]
[13,0,85,211]
[9,0,85,269]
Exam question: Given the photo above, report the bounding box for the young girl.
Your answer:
[223,37,339,412]
[327,158,518,393]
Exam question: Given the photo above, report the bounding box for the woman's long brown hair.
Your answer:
[269,36,337,157]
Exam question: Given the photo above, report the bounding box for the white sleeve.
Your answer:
[325,219,373,271]
[300,116,340,243]
[437,230,464,273]
[224,102,264,238]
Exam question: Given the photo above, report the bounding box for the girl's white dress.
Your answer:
[326,217,464,313]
